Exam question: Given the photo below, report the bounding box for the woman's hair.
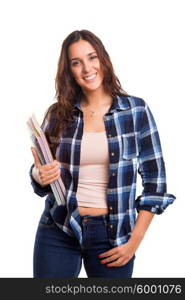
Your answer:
[42,29,129,157]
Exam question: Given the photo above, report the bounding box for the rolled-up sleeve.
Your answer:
[135,102,176,214]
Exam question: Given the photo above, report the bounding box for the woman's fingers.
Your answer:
[31,147,41,168]
[37,160,61,186]
[39,164,61,185]
[42,162,61,175]
[40,172,61,186]
[41,160,61,172]
[30,146,61,186]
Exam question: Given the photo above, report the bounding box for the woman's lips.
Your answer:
[83,73,97,82]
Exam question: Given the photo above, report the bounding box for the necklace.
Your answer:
[81,104,96,117]
[81,99,112,117]
[89,110,95,117]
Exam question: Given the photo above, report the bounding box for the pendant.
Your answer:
[90,110,95,117]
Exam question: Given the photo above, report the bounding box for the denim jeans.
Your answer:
[33,209,135,278]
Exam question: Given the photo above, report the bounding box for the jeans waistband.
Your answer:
[81,214,109,224]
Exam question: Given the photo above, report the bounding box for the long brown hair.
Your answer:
[42,29,129,157]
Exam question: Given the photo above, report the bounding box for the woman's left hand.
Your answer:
[98,239,139,267]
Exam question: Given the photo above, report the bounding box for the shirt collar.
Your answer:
[74,95,130,113]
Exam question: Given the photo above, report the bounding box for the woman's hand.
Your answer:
[99,210,155,267]
[98,237,141,267]
[31,147,61,187]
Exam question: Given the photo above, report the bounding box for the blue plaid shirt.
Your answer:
[29,95,176,246]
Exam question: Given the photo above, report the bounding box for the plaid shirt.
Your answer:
[29,95,176,246]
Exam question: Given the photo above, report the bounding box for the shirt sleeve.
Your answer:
[135,102,176,214]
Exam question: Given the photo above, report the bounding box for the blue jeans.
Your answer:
[33,209,135,278]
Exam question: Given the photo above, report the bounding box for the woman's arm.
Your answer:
[128,210,154,248]
[98,210,154,267]
[135,101,176,214]
[98,100,176,267]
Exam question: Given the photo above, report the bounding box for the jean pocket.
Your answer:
[121,133,139,160]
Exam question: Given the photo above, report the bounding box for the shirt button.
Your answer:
[109,206,113,210]
[111,152,114,156]
[108,134,112,137]
[109,224,114,229]
[112,173,116,176]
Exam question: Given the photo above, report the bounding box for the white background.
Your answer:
[0,0,184,277]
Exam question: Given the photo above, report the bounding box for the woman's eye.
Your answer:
[71,56,97,66]
[90,56,97,60]
[72,61,79,66]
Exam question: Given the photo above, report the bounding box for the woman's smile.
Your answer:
[83,72,97,82]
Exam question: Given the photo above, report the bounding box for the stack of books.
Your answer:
[27,113,66,206]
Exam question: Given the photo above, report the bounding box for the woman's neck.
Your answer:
[82,89,112,109]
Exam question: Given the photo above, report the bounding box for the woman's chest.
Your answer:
[56,111,139,166]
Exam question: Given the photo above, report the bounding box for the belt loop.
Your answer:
[103,214,108,225]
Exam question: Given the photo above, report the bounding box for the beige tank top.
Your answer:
[76,131,109,208]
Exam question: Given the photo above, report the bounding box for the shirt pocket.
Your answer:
[121,133,139,160]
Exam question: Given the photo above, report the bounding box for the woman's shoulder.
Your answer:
[121,94,147,108]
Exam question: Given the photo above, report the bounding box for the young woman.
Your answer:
[30,29,176,278]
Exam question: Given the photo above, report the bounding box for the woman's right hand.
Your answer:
[31,147,61,187]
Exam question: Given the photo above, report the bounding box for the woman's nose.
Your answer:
[82,61,91,73]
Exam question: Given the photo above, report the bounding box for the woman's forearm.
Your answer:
[128,210,155,248]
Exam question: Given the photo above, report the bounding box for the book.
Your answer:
[27,113,66,206]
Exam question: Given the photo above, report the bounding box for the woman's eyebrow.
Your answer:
[70,52,97,61]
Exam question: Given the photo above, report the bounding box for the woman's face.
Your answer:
[68,39,104,93]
